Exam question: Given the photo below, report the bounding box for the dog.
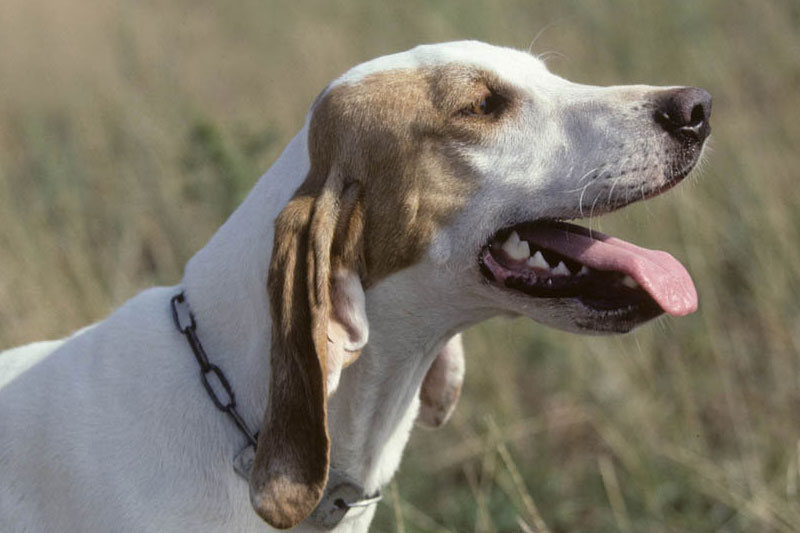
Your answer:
[0,40,710,531]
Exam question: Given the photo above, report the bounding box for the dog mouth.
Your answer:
[478,221,697,319]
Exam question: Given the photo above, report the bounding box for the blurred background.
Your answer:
[1,1,799,531]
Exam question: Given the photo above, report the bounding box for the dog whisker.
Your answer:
[578,181,592,218]
[606,178,620,209]
[577,166,600,185]
[588,188,604,237]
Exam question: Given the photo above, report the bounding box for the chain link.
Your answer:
[170,293,258,447]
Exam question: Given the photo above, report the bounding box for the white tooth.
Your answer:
[552,261,571,276]
[579,265,590,276]
[500,231,519,255]
[501,231,530,260]
[513,240,531,260]
[504,231,520,248]
[622,275,639,289]
[527,251,550,269]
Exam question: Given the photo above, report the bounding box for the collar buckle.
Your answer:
[309,469,382,529]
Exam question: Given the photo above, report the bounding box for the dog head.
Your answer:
[249,41,710,528]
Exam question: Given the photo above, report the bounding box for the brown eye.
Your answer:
[462,92,505,117]
[470,97,488,115]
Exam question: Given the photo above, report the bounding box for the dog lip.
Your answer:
[478,246,664,320]
[482,221,698,317]
[519,221,697,316]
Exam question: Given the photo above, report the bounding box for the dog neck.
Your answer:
[327,263,490,493]
[182,127,310,436]
[181,126,489,497]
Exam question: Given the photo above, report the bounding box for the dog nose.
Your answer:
[653,87,712,143]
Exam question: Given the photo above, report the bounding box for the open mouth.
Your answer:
[478,221,697,320]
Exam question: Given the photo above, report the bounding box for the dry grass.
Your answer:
[2,1,800,531]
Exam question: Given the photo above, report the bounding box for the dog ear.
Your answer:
[249,169,368,529]
[417,333,465,429]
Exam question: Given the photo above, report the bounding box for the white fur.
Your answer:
[0,41,693,531]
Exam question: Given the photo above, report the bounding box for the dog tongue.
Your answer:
[523,223,698,316]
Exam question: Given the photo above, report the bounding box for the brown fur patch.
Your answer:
[250,191,330,529]
[309,66,516,284]
[251,65,510,527]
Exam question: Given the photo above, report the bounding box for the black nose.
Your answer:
[653,87,712,143]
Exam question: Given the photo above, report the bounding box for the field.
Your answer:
[2,1,800,531]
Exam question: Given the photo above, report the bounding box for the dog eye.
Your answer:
[469,98,488,115]
[462,92,504,116]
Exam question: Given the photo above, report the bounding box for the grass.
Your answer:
[2,1,800,530]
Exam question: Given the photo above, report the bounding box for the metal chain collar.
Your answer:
[170,291,381,529]
[170,292,258,447]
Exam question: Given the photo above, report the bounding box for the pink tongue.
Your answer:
[523,224,698,316]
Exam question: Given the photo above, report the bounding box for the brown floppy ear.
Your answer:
[417,333,465,429]
[249,172,367,529]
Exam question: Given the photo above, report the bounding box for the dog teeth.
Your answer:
[579,266,590,276]
[551,261,571,276]
[527,251,550,270]
[621,275,639,289]
[501,231,530,261]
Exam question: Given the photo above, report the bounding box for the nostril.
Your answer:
[689,103,705,127]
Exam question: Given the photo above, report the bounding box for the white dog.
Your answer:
[0,41,710,532]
